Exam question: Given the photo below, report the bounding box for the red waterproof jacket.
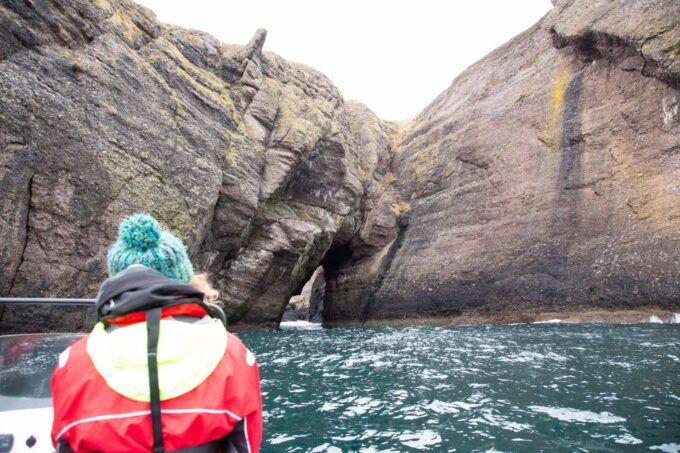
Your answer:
[50,268,262,452]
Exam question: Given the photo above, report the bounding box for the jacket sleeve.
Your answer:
[221,343,263,452]
[220,333,263,453]
[220,408,262,453]
[244,395,263,452]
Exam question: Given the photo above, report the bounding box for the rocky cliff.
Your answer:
[1,0,678,333]
[0,0,406,332]
[324,0,680,325]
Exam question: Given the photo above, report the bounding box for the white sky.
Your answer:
[135,0,553,121]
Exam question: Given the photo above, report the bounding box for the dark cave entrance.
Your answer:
[281,265,326,324]
[321,243,353,272]
[280,242,354,326]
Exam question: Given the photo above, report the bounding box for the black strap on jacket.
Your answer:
[147,307,164,453]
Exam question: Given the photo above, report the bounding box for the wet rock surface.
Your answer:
[1,0,678,332]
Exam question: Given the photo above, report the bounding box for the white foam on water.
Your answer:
[319,402,341,412]
[331,435,359,441]
[279,320,323,330]
[501,421,533,433]
[606,360,634,370]
[671,313,680,324]
[424,400,462,415]
[421,369,448,380]
[400,404,428,421]
[269,433,310,445]
[614,433,643,445]
[469,410,532,433]
[499,351,567,363]
[647,316,664,323]
[453,401,481,410]
[342,351,386,368]
[390,389,409,399]
[397,430,442,450]
[342,397,382,417]
[533,319,563,324]
[309,444,342,453]
[360,429,378,440]
[359,447,401,453]
[528,406,626,423]
[317,354,343,364]
[650,444,680,453]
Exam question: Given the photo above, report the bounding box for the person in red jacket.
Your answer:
[51,214,263,452]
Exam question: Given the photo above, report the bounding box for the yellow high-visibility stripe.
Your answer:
[87,317,227,402]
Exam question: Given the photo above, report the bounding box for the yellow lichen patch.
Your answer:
[412,149,433,191]
[355,161,370,181]
[226,145,238,166]
[550,65,571,130]
[516,90,532,103]
[384,120,412,156]
[105,9,146,45]
[69,120,90,135]
[539,64,572,148]
[390,201,411,215]
[174,135,188,152]
[347,150,370,182]
[274,82,326,134]
[141,40,246,135]
[414,164,427,183]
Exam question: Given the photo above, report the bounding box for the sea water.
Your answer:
[240,324,680,452]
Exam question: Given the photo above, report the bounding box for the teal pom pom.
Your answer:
[118,214,161,251]
[108,213,194,282]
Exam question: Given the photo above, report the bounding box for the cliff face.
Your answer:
[1,0,678,332]
[324,0,680,325]
[0,0,395,332]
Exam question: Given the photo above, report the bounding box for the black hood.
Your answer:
[95,265,204,321]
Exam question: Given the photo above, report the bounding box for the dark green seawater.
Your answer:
[240,323,680,452]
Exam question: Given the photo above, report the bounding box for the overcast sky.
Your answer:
[135,0,553,120]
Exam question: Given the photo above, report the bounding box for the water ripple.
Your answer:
[241,324,680,452]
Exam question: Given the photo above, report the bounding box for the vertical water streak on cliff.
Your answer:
[541,65,586,308]
[557,68,585,233]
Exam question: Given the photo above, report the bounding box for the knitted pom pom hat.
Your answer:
[107,213,194,282]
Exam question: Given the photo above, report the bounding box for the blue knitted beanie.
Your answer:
[107,213,194,282]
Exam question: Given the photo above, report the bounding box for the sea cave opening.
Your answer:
[280,242,355,327]
[281,266,326,325]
